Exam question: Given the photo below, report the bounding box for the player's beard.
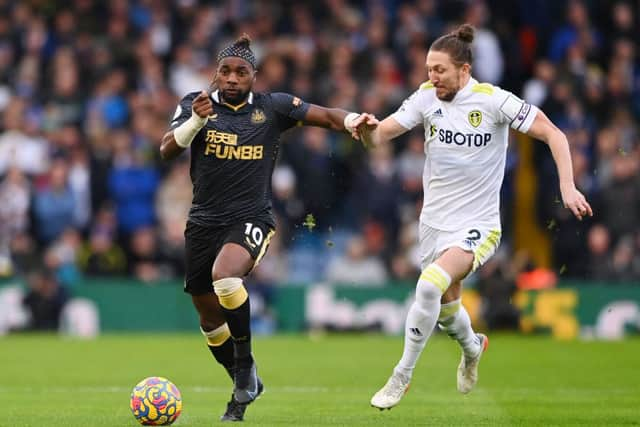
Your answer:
[221,88,250,106]
[436,81,460,101]
[437,88,457,102]
[436,72,464,101]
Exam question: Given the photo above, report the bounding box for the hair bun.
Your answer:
[455,24,475,43]
[235,33,252,48]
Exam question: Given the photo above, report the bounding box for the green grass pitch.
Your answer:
[1,334,639,426]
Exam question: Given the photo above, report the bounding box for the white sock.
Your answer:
[394,263,451,378]
[438,299,481,358]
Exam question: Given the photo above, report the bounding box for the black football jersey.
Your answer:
[169,91,310,228]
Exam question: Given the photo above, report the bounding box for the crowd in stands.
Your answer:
[0,0,638,297]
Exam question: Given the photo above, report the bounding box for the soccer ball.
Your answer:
[130,376,182,426]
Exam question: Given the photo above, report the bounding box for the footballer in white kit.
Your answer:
[347,24,592,411]
[393,77,536,272]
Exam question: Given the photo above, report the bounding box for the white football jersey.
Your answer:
[392,77,538,231]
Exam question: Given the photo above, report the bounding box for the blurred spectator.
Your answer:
[390,253,419,282]
[43,47,84,131]
[32,157,76,245]
[155,158,191,276]
[286,127,346,228]
[548,0,602,63]
[155,159,191,230]
[44,227,83,288]
[271,164,305,245]
[108,129,160,236]
[22,267,70,331]
[9,232,39,276]
[128,226,173,283]
[395,131,425,204]
[586,224,613,281]
[465,0,504,84]
[598,155,639,241]
[325,235,388,286]
[0,98,49,175]
[67,145,92,230]
[391,220,421,281]
[523,59,556,107]
[0,166,30,276]
[610,237,637,282]
[476,249,520,330]
[77,204,127,277]
[351,143,402,247]
[169,43,211,96]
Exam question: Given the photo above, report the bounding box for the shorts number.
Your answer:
[467,229,481,241]
[244,223,264,246]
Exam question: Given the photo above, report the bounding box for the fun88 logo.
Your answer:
[438,129,491,147]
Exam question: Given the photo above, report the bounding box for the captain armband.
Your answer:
[174,112,208,148]
[499,94,537,132]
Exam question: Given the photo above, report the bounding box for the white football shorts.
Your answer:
[418,222,502,274]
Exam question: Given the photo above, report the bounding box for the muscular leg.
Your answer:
[395,247,474,377]
[211,243,262,404]
[436,248,488,394]
[371,246,476,409]
[192,293,235,379]
[212,243,255,359]
[436,249,481,357]
[442,280,462,303]
[438,278,481,358]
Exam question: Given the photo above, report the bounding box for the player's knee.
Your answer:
[212,277,248,310]
[212,269,236,282]
[416,263,451,305]
[416,281,442,307]
[199,317,225,332]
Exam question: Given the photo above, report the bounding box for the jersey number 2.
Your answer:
[467,229,481,241]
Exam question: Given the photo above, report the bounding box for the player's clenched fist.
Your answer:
[192,90,214,118]
[172,90,212,149]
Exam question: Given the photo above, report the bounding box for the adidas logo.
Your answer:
[409,327,422,336]
[464,238,478,248]
[433,108,443,117]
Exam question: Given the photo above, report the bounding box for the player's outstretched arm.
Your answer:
[525,109,593,220]
[160,91,213,161]
[301,105,377,139]
[352,115,408,147]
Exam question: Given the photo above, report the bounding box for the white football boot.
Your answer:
[457,333,489,394]
[370,371,411,410]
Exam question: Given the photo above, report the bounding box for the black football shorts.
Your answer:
[184,220,275,295]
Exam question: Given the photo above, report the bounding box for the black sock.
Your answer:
[207,337,235,380]
[221,298,253,364]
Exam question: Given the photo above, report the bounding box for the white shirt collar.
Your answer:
[211,90,253,104]
[447,77,476,104]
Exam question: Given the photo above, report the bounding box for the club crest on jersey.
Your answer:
[468,110,482,127]
[251,108,266,124]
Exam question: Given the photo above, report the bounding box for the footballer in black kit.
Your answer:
[171,90,308,296]
[160,34,375,422]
